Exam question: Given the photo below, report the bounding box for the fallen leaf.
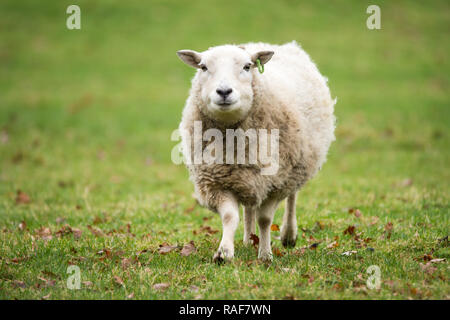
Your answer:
[11,280,26,288]
[38,276,56,287]
[180,241,197,257]
[72,228,82,239]
[127,292,134,299]
[399,178,413,188]
[342,250,357,256]
[430,258,446,264]
[343,225,356,236]
[369,216,379,226]
[15,190,30,204]
[82,281,93,287]
[309,242,320,250]
[273,247,284,257]
[113,276,124,286]
[35,227,52,241]
[18,220,27,231]
[55,217,66,224]
[153,283,170,291]
[121,258,131,269]
[194,225,219,235]
[327,241,339,249]
[158,243,179,254]
[184,202,197,214]
[42,293,51,300]
[87,225,104,237]
[270,224,280,231]
[314,221,325,230]
[385,222,393,231]
[189,285,199,293]
[250,233,259,248]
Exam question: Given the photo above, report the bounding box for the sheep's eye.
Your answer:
[243,64,251,72]
[200,65,208,72]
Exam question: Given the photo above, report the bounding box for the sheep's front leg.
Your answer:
[281,192,298,248]
[213,195,239,263]
[257,197,280,262]
[243,206,256,245]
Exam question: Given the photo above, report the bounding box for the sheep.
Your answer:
[176,41,336,262]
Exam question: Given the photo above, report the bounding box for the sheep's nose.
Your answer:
[216,88,233,98]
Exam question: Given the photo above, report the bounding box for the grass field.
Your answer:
[0,0,449,299]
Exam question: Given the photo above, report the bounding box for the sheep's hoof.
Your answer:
[258,251,273,263]
[281,228,297,248]
[213,247,232,264]
[281,235,297,248]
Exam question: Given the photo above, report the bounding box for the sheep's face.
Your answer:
[177,45,273,124]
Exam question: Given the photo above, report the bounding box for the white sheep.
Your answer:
[177,41,335,262]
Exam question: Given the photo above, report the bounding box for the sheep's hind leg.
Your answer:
[281,192,298,248]
[213,194,239,264]
[257,197,280,262]
[243,206,256,245]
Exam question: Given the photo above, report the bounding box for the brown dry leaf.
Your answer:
[113,275,124,286]
[15,190,30,204]
[184,202,197,214]
[194,225,219,235]
[42,293,51,300]
[399,178,413,188]
[153,283,170,291]
[343,225,356,236]
[180,241,197,257]
[327,241,339,249]
[354,209,362,218]
[189,285,199,293]
[35,227,53,241]
[385,222,393,232]
[309,242,320,250]
[315,221,325,230]
[430,258,446,263]
[158,243,179,254]
[121,258,131,269]
[270,224,280,231]
[420,263,437,275]
[72,228,82,239]
[281,268,295,274]
[273,247,284,257]
[250,233,259,248]
[55,217,66,224]
[305,275,315,284]
[55,225,74,238]
[97,248,112,257]
[38,276,56,287]
[11,280,26,288]
[369,216,379,226]
[87,225,104,237]
[18,220,27,231]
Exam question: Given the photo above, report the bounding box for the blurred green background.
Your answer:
[0,0,448,299]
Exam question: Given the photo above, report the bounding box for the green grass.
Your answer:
[0,0,449,299]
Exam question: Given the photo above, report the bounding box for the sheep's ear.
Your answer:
[251,50,274,65]
[177,50,202,68]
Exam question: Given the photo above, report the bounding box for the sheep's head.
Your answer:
[177,45,273,124]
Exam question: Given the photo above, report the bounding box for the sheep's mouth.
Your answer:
[215,100,235,107]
